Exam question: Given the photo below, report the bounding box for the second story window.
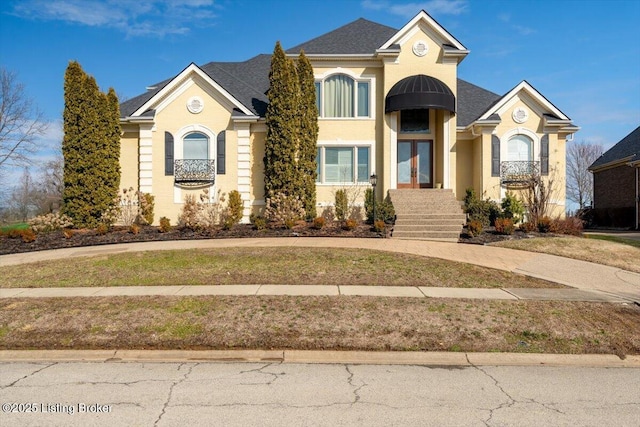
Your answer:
[184,132,209,160]
[316,74,370,118]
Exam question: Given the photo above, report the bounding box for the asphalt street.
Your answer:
[1,361,639,426]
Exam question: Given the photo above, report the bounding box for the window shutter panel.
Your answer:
[540,134,549,175]
[491,135,500,177]
[217,131,226,175]
[164,132,174,176]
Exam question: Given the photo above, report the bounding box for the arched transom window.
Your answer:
[507,134,533,161]
[183,132,209,160]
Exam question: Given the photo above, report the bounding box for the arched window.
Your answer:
[316,73,370,118]
[183,132,209,159]
[507,134,533,161]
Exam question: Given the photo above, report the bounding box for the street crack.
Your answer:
[1,362,57,389]
[153,363,197,427]
[239,363,284,385]
[345,365,367,405]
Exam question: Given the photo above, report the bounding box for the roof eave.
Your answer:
[589,154,637,172]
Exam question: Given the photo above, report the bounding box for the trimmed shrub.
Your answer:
[501,192,524,224]
[494,217,515,235]
[364,188,396,224]
[520,221,536,233]
[20,229,36,243]
[223,190,244,229]
[312,216,325,229]
[342,218,358,230]
[334,190,348,221]
[373,220,386,233]
[96,223,109,235]
[159,217,171,233]
[537,216,552,233]
[464,188,500,226]
[467,220,483,237]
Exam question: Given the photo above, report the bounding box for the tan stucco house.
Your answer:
[119,10,578,236]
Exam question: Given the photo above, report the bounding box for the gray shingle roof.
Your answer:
[120,18,501,124]
[456,79,501,127]
[589,125,640,169]
[286,18,397,55]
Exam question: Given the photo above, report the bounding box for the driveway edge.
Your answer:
[1,350,638,368]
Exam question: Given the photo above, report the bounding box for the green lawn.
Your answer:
[2,247,562,289]
[0,222,29,233]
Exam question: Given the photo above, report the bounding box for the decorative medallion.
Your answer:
[412,40,429,57]
[512,107,529,124]
[187,96,204,114]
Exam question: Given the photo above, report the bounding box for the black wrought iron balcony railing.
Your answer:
[500,161,540,187]
[174,159,215,184]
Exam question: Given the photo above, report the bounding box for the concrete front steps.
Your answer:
[389,189,465,241]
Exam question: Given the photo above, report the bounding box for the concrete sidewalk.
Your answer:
[0,284,631,303]
[1,237,639,303]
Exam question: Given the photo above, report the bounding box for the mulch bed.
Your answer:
[0,223,387,255]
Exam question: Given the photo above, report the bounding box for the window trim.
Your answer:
[314,69,375,120]
[315,140,375,185]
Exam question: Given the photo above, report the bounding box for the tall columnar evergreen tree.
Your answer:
[296,51,319,219]
[62,61,121,227]
[264,41,300,201]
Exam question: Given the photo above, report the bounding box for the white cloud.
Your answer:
[362,0,468,17]
[11,0,217,38]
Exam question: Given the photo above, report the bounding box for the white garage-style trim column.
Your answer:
[139,123,155,194]
[233,116,259,223]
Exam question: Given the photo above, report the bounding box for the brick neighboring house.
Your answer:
[588,126,640,229]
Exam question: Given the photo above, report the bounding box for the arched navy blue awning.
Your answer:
[385,75,455,113]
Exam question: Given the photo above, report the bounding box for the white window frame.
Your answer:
[316,140,375,185]
[500,128,539,164]
[315,69,375,120]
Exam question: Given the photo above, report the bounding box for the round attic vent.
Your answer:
[412,40,429,57]
[187,96,204,114]
[512,107,529,124]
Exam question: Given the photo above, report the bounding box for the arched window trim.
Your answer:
[173,124,217,203]
[500,127,539,164]
[314,69,375,120]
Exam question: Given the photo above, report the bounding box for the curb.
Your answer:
[1,350,639,368]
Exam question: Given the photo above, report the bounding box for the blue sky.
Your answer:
[1,0,639,173]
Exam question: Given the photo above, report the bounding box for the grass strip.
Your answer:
[1,296,638,356]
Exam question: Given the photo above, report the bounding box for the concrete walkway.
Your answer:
[1,238,639,303]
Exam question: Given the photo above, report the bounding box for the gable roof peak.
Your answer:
[380,9,467,53]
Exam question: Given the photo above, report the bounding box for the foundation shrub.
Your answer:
[494,217,515,235]
[467,219,483,237]
[550,216,583,236]
[520,221,537,233]
[537,216,553,233]
[129,224,140,234]
[63,229,74,239]
[29,212,74,233]
[265,192,305,228]
[95,223,109,235]
[178,194,201,231]
[342,218,358,230]
[464,188,500,227]
[501,192,524,224]
[334,190,348,221]
[373,220,386,233]
[139,192,155,225]
[159,217,171,233]
[224,190,244,228]
[250,214,267,230]
[364,189,396,224]
[312,216,325,229]
[20,228,36,243]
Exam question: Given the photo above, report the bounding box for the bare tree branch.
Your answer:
[0,67,49,169]
[566,140,603,209]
